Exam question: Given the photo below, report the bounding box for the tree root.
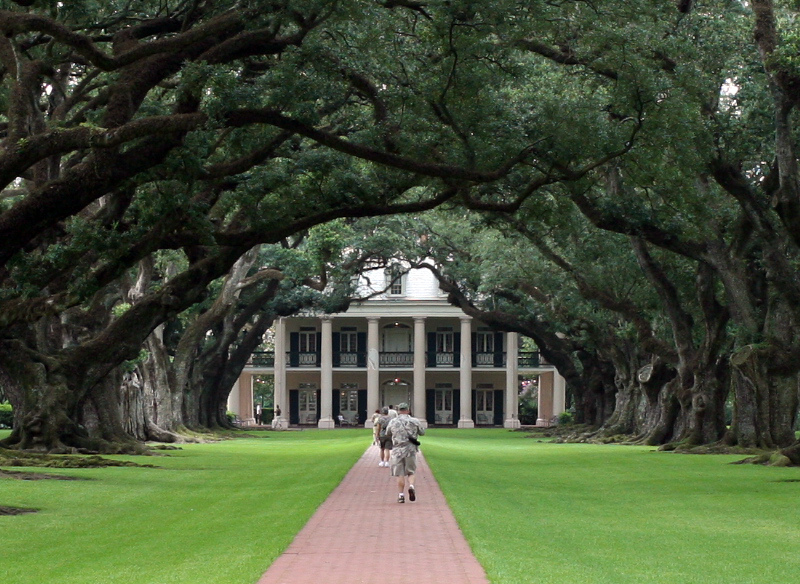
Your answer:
[0,506,38,516]
[0,447,157,469]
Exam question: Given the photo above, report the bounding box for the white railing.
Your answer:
[436,352,454,366]
[380,352,414,367]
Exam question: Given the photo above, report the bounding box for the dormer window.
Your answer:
[385,265,406,296]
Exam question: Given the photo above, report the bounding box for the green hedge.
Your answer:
[0,402,12,428]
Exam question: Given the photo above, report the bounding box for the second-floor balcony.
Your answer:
[246,350,548,369]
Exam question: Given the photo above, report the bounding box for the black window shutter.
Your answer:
[357,390,367,424]
[494,390,504,426]
[332,389,341,421]
[289,332,299,367]
[289,390,299,425]
[494,332,504,367]
[427,332,436,367]
[471,389,477,421]
[471,332,477,367]
[332,332,341,367]
[357,332,367,367]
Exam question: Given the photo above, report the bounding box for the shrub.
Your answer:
[0,402,12,428]
[518,394,538,425]
[558,410,574,425]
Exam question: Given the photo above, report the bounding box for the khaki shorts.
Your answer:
[379,436,393,449]
[391,454,417,477]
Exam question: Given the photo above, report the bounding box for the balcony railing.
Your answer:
[246,350,547,368]
[517,352,541,367]
[248,351,275,367]
[379,352,414,367]
[337,352,361,367]
[435,352,455,367]
[473,352,507,367]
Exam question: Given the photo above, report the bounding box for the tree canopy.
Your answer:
[0,0,798,459]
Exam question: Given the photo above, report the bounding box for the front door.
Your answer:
[381,380,411,411]
[475,390,494,425]
[298,389,318,424]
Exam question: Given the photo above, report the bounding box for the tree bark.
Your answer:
[730,345,798,449]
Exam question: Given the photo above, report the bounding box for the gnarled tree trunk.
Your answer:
[730,345,798,449]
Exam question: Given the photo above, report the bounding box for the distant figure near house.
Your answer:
[377,407,393,467]
[371,409,381,444]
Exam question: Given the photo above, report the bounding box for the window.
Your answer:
[475,390,494,411]
[340,388,359,412]
[476,330,494,353]
[436,327,454,353]
[434,384,454,424]
[385,265,405,295]
[340,330,358,353]
[299,329,317,353]
[435,389,453,411]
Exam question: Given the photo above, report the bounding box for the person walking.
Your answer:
[371,409,381,445]
[385,402,425,503]
[377,407,393,467]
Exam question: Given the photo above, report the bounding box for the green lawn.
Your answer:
[421,429,800,584]
[0,429,369,584]
[3,428,800,584]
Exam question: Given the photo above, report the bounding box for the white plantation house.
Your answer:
[228,265,566,429]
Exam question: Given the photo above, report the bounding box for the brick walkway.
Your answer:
[257,443,490,584]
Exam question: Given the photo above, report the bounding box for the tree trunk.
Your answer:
[0,339,89,451]
[684,365,728,446]
[120,332,186,442]
[630,362,680,445]
[729,345,798,449]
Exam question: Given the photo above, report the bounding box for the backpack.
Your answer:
[378,415,391,438]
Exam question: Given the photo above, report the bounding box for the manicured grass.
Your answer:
[4,428,800,584]
[421,429,800,584]
[0,429,369,584]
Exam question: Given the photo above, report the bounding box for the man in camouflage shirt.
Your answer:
[385,403,425,503]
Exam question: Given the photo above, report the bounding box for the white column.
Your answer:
[228,376,241,416]
[273,317,287,429]
[367,317,380,417]
[458,316,474,428]
[553,370,566,419]
[413,316,427,427]
[537,371,554,426]
[318,317,335,428]
[243,374,255,426]
[504,332,521,429]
